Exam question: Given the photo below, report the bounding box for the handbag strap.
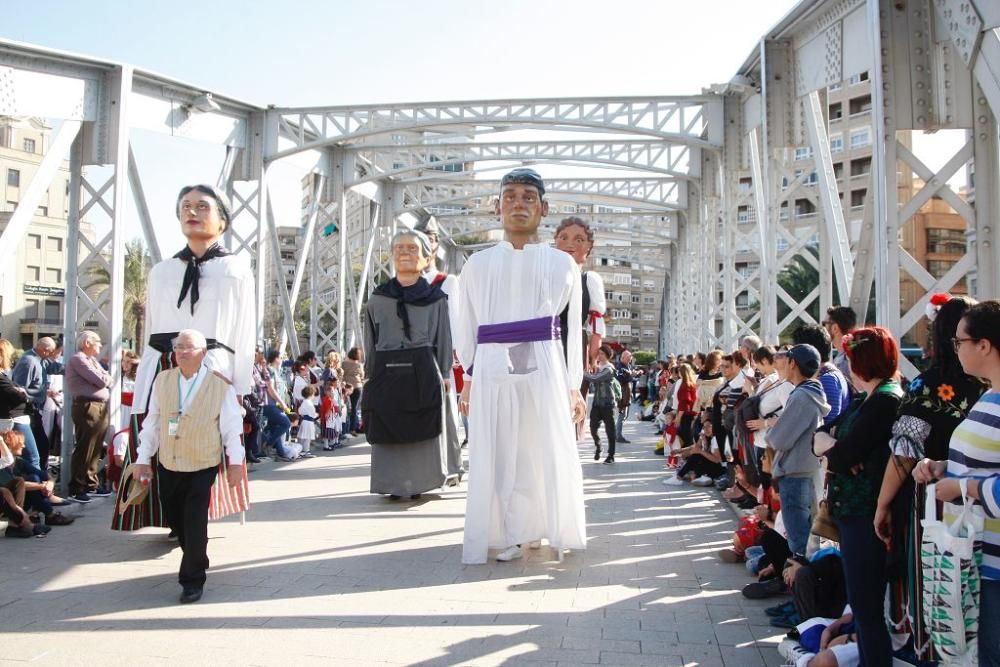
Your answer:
[925,482,938,522]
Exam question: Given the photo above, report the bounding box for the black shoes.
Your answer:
[90,486,113,497]
[617,436,630,443]
[603,457,615,465]
[179,587,203,604]
[69,493,92,504]
[594,443,602,461]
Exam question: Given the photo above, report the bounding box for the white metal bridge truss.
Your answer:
[1,0,999,483]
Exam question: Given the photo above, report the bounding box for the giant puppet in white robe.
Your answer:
[456,241,587,564]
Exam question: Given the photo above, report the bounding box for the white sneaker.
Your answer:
[662,475,685,486]
[692,475,714,487]
[496,545,523,562]
[777,637,814,665]
[527,540,542,550]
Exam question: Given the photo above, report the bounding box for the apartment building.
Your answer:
[0,116,96,350]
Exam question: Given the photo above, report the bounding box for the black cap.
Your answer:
[500,168,545,196]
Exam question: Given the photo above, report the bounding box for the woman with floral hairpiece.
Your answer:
[873,295,984,661]
[813,326,903,666]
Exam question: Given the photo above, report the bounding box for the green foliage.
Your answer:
[632,350,656,366]
[86,239,151,350]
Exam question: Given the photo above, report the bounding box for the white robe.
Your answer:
[132,253,256,413]
[584,271,607,337]
[456,242,587,564]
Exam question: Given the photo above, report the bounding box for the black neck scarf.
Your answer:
[174,242,231,314]
[372,277,446,340]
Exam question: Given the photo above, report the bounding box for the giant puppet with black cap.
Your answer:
[456,167,588,565]
[112,183,254,533]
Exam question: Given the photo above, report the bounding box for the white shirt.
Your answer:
[136,365,245,466]
[133,253,256,413]
[583,271,607,336]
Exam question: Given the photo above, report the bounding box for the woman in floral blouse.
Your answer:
[873,295,984,661]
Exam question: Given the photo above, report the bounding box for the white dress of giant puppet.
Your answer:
[457,241,587,564]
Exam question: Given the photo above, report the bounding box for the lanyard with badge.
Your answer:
[168,369,200,437]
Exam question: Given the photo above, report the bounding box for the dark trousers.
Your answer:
[69,399,109,495]
[349,388,362,433]
[758,526,792,575]
[590,404,616,457]
[792,554,847,619]
[677,453,725,480]
[244,410,261,459]
[157,464,217,589]
[836,515,892,666]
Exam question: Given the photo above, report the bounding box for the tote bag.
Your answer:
[920,480,983,666]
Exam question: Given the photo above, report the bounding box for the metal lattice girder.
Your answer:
[432,211,677,242]
[400,177,685,213]
[344,140,695,185]
[266,96,718,161]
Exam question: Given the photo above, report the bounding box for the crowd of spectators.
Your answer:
[633,299,1000,666]
[0,335,368,537]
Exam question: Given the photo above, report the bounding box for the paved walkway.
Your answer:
[2,418,786,667]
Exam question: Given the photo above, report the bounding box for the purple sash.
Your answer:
[477,315,561,345]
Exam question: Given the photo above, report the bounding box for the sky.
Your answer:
[1,0,823,250]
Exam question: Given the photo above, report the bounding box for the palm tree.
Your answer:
[86,239,151,351]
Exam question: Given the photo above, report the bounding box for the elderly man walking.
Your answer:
[64,331,114,502]
[11,336,57,469]
[131,329,245,604]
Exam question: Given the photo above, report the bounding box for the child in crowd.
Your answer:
[296,386,318,458]
[320,380,343,451]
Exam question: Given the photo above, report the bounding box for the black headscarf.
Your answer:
[174,242,231,314]
[372,277,446,340]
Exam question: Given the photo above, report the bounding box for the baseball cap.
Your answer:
[781,343,821,377]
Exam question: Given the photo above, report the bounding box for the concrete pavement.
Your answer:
[1,417,786,666]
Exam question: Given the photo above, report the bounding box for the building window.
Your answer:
[630,294,640,304]
[850,189,867,208]
[631,278,640,288]
[44,300,60,321]
[46,236,63,252]
[27,266,40,281]
[642,329,655,338]
[612,273,631,286]
[829,82,842,92]
[793,146,812,161]
[830,134,843,153]
[23,138,36,153]
[736,292,750,308]
[46,268,62,284]
[643,279,655,289]
[25,299,39,319]
[849,94,872,116]
[850,157,872,177]
[829,102,843,121]
[642,295,655,305]
[615,293,626,303]
[7,168,19,187]
[37,206,48,217]
[848,71,870,85]
[643,313,654,321]
[850,128,871,149]
[927,228,966,255]
[27,233,41,249]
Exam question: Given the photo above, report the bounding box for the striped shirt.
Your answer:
[946,390,1000,580]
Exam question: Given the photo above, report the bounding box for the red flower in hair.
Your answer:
[929,293,951,307]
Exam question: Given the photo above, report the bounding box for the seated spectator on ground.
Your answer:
[0,431,74,533]
[663,423,724,487]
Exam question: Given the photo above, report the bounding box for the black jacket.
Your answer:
[0,371,30,419]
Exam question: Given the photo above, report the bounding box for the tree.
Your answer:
[86,239,151,351]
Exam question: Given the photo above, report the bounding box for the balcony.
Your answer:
[21,318,63,325]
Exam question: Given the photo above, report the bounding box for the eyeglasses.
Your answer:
[951,336,979,352]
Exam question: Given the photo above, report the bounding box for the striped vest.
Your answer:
[154,368,228,472]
